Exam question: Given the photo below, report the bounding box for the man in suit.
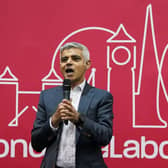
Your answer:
[31,42,113,168]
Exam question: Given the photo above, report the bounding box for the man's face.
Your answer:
[60,48,90,87]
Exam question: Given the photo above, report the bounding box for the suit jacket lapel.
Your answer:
[76,83,94,143]
[50,86,64,116]
[78,83,94,115]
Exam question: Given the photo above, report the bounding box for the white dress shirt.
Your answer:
[50,80,85,168]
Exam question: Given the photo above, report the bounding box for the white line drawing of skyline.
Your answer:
[0,66,18,81]
[106,24,136,43]
[0,4,167,128]
[133,4,168,128]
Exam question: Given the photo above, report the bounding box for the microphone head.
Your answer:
[63,79,71,91]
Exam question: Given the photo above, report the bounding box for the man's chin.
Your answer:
[64,75,74,81]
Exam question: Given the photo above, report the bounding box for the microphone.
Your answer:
[63,79,71,125]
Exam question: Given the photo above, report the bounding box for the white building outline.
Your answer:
[0,4,167,128]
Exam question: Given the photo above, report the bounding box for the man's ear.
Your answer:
[86,60,91,69]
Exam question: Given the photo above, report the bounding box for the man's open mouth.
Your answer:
[65,68,74,73]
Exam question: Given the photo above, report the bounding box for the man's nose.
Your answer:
[66,57,73,64]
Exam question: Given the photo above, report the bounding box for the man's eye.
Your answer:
[72,56,81,61]
[61,57,68,62]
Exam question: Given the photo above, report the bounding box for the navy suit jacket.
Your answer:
[31,82,113,168]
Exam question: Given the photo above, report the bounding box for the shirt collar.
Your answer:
[72,79,86,92]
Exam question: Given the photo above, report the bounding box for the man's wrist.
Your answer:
[49,117,58,131]
[76,113,85,127]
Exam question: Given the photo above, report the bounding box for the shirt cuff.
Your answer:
[49,117,58,131]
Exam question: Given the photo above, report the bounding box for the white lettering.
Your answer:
[0,139,9,158]
[159,141,168,159]
[141,136,158,159]
[110,136,122,158]
[103,136,168,159]
[0,136,167,159]
[11,139,28,158]
[0,139,44,158]
[123,140,140,158]
[102,145,108,158]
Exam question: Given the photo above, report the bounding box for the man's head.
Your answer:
[60,42,91,88]
[60,42,90,61]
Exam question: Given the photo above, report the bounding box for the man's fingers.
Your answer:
[60,109,75,120]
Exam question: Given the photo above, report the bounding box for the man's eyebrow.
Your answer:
[71,55,81,57]
[61,55,80,57]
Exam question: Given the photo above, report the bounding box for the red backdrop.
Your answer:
[0,0,168,167]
